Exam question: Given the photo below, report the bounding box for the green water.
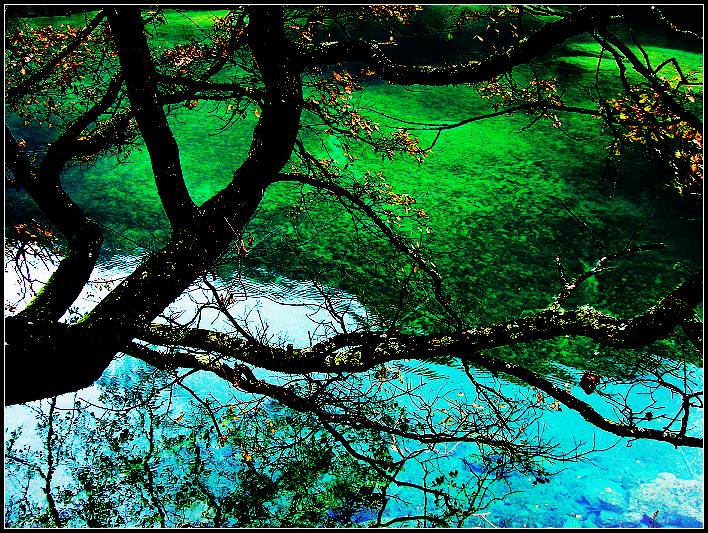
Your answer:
[4,9,704,528]
[5,9,702,377]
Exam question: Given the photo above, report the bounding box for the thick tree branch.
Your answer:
[302,7,618,85]
[5,7,701,467]
[127,271,702,448]
[202,6,303,215]
[136,271,701,375]
[5,7,310,405]
[5,76,122,322]
[74,8,304,338]
[107,7,198,231]
[6,127,103,322]
[598,29,702,132]
[129,302,703,450]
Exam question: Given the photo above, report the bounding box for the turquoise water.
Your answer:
[5,8,703,527]
[383,364,703,528]
[4,255,704,527]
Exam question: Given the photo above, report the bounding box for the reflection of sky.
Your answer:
[381,362,703,527]
[4,255,703,527]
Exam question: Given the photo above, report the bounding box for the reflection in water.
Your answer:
[4,254,704,527]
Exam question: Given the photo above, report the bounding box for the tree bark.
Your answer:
[5,7,304,405]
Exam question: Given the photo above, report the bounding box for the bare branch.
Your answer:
[551,243,665,310]
[278,169,463,331]
[466,352,701,448]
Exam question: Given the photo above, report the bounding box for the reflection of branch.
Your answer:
[142,407,167,527]
[304,7,618,85]
[191,443,224,527]
[7,400,65,526]
[380,515,448,527]
[648,6,702,41]
[465,352,701,448]
[554,199,603,254]
[317,416,459,515]
[176,381,223,439]
[45,398,64,527]
[366,103,600,132]
[155,74,263,101]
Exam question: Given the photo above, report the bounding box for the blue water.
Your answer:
[4,255,703,527]
[379,363,704,528]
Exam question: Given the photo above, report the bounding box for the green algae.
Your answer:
[5,8,702,377]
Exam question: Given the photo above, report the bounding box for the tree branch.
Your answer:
[551,243,665,310]
[28,8,306,400]
[107,7,198,231]
[40,74,124,179]
[136,271,701,375]
[466,352,702,447]
[303,7,618,86]
[6,10,106,100]
[155,74,264,102]
[6,127,104,322]
[598,29,702,132]
[128,271,702,448]
[201,6,303,214]
[278,168,463,330]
